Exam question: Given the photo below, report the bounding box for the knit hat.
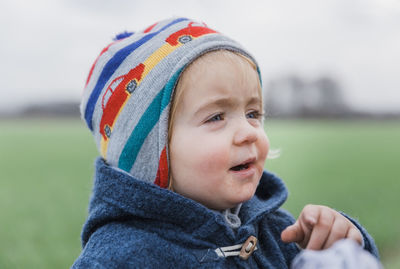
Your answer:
[81,17,260,188]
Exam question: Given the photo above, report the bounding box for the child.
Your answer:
[73,17,379,268]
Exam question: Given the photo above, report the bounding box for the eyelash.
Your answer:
[205,110,263,124]
[205,113,224,123]
[247,110,263,120]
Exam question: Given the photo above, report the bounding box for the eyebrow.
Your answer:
[194,96,261,117]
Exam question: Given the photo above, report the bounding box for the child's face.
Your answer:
[169,52,269,210]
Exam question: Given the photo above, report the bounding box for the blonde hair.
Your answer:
[167,50,262,189]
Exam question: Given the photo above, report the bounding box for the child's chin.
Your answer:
[227,194,254,208]
[236,186,258,202]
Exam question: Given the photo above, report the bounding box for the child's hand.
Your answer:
[281,205,363,250]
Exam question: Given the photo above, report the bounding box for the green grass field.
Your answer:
[0,118,399,268]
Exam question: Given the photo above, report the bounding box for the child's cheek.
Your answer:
[195,143,229,175]
[257,130,270,163]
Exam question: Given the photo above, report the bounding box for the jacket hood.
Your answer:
[81,157,288,247]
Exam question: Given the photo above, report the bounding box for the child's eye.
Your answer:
[205,113,224,123]
[246,110,262,119]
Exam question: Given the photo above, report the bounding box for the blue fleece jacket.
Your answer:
[72,158,379,268]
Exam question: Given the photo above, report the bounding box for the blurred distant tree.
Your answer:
[312,76,347,115]
[264,74,348,118]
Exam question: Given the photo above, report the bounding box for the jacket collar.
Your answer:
[82,157,288,245]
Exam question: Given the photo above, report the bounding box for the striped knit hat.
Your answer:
[81,17,259,188]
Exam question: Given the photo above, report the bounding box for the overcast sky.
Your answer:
[0,0,399,113]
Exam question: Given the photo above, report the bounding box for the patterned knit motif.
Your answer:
[80,17,259,187]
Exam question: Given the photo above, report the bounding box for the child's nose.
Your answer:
[233,120,258,145]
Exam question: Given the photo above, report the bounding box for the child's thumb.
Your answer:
[281,221,303,243]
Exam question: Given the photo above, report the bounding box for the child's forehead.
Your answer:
[181,50,260,85]
[190,50,256,69]
[177,52,262,106]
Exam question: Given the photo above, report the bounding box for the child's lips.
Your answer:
[229,157,257,177]
[229,162,256,178]
[230,157,256,169]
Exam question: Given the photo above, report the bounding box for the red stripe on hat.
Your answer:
[165,22,217,46]
[99,63,145,140]
[154,147,168,188]
[143,22,157,33]
[85,40,122,88]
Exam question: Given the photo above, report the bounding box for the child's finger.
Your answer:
[286,205,318,248]
[296,205,320,247]
[300,204,319,230]
[281,221,304,243]
[346,227,363,245]
[305,209,334,250]
[322,217,349,249]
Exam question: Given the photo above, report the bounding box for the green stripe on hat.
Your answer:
[118,68,183,172]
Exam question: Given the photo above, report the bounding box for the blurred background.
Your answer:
[0,0,399,268]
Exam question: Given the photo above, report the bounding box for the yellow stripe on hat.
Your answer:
[100,42,185,158]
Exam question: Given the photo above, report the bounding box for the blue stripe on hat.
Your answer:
[118,68,183,172]
[84,17,188,131]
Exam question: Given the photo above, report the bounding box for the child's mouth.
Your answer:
[230,162,251,171]
[230,157,256,173]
